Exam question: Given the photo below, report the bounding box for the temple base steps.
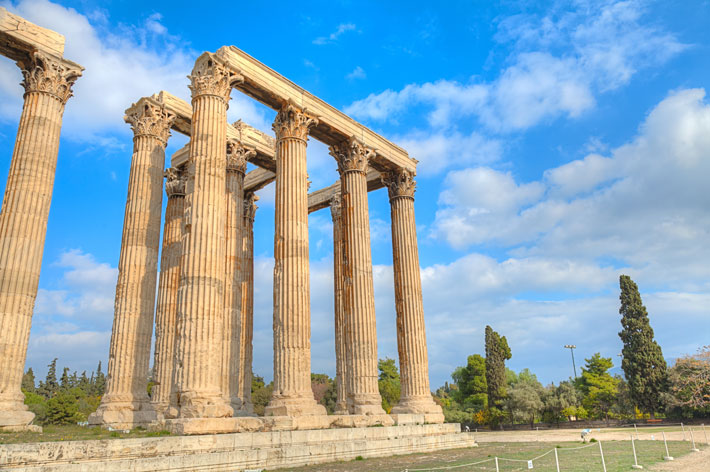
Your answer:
[1,423,476,472]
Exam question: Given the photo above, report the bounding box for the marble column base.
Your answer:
[265,396,327,417]
[0,407,39,432]
[88,399,158,430]
[177,392,234,419]
[391,396,444,417]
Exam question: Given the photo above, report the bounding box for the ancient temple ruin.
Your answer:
[0,10,443,435]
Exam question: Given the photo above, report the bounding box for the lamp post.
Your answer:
[564,344,577,379]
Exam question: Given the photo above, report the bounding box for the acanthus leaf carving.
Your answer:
[243,192,259,220]
[164,167,186,197]
[188,52,242,102]
[226,139,255,174]
[329,193,342,221]
[125,100,175,144]
[272,102,318,141]
[18,51,83,104]
[329,136,374,175]
[382,169,416,200]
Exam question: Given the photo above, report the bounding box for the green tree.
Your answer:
[665,346,710,418]
[485,326,511,407]
[505,369,545,426]
[618,275,668,416]
[378,358,401,413]
[578,353,619,421]
[60,367,71,391]
[451,354,488,410]
[22,368,36,393]
[45,391,83,425]
[543,381,581,424]
[92,361,106,396]
[251,374,273,416]
[38,358,59,398]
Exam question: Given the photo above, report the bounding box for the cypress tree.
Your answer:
[485,325,512,407]
[618,275,668,416]
[39,358,59,398]
[93,361,106,396]
[60,367,71,390]
[21,368,36,393]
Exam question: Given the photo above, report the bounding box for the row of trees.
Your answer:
[434,275,710,427]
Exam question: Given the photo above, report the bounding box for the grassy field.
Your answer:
[272,441,704,472]
[0,424,171,444]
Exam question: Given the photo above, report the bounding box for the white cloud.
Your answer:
[433,88,710,290]
[313,23,356,45]
[345,1,685,133]
[0,0,271,146]
[346,66,366,80]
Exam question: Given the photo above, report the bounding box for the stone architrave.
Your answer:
[0,51,82,431]
[382,170,443,420]
[330,137,385,416]
[238,192,258,414]
[174,53,239,419]
[329,194,349,415]
[223,140,254,413]
[89,99,175,428]
[151,168,186,415]
[265,103,326,417]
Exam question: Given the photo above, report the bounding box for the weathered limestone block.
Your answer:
[0,51,81,431]
[222,140,253,413]
[265,103,326,417]
[174,52,240,419]
[151,168,186,415]
[329,194,349,415]
[330,137,385,416]
[382,170,443,420]
[238,192,258,414]
[90,99,175,429]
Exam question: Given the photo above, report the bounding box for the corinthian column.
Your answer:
[330,194,348,415]
[222,140,254,413]
[0,51,82,431]
[383,170,443,420]
[89,99,175,428]
[174,53,238,418]
[151,168,186,415]
[265,103,326,417]
[330,137,385,416]
[238,192,258,414]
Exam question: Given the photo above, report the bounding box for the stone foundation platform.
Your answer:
[0,423,476,471]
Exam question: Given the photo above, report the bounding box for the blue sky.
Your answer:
[1,0,709,389]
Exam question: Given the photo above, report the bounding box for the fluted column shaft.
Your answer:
[330,195,348,414]
[239,192,258,414]
[384,171,442,418]
[0,52,81,429]
[331,138,384,415]
[90,100,174,428]
[222,142,252,413]
[151,169,185,414]
[265,103,326,417]
[175,53,237,418]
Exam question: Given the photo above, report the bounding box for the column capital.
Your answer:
[164,167,186,197]
[17,51,83,104]
[244,192,259,220]
[125,100,175,145]
[329,193,342,221]
[330,137,374,175]
[382,169,416,200]
[226,139,255,174]
[188,52,242,103]
[272,102,318,141]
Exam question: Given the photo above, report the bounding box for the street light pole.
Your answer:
[564,344,577,379]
